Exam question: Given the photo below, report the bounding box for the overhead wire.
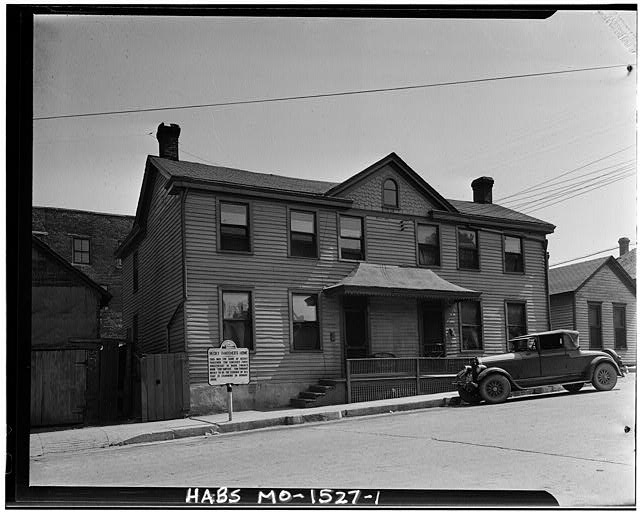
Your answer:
[33,63,630,121]
[549,243,636,268]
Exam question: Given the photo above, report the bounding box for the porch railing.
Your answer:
[346,357,471,403]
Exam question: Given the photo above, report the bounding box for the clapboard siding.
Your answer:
[184,191,353,384]
[369,297,419,357]
[575,265,636,364]
[366,216,416,266]
[550,293,575,330]
[122,171,184,355]
[337,164,437,215]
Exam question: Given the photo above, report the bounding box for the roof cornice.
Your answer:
[429,209,555,234]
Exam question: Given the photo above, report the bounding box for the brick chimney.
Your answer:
[471,176,494,204]
[618,237,630,256]
[156,123,181,161]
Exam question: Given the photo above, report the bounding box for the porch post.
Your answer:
[346,359,352,403]
[415,358,420,395]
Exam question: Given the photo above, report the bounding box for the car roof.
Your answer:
[509,329,580,341]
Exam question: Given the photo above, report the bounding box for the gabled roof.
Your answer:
[447,199,554,230]
[323,262,480,299]
[324,152,457,213]
[32,235,112,306]
[549,256,635,296]
[617,248,636,280]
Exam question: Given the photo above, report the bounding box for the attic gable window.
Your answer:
[72,237,90,264]
[383,179,398,207]
[220,202,251,252]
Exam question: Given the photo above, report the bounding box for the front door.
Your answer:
[344,296,368,358]
[422,302,445,356]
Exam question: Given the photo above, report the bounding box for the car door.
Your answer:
[510,337,541,386]
[539,333,569,383]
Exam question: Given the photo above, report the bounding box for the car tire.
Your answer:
[562,383,584,393]
[592,362,617,391]
[479,374,511,404]
[457,386,481,405]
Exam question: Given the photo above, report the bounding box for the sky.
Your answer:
[32,9,637,267]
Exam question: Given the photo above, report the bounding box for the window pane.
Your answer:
[293,323,320,350]
[220,226,250,251]
[462,326,482,350]
[418,225,438,245]
[507,303,525,326]
[505,236,521,254]
[291,232,317,257]
[340,217,362,238]
[292,294,318,322]
[461,302,480,325]
[383,184,397,206]
[223,320,252,349]
[614,306,626,328]
[291,211,315,234]
[458,229,477,249]
[340,238,363,260]
[459,248,479,269]
[221,203,248,226]
[419,245,440,266]
[223,292,250,320]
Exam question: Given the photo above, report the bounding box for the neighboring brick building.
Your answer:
[32,207,135,338]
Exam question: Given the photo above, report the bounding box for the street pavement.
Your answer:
[30,376,636,507]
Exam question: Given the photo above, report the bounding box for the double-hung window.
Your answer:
[291,293,320,350]
[613,304,627,349]
[588,302,602,349]
[290,210,317,258]
[339,216,365,261]
[460,301,483,351]
[73,237,90,264]
[222,291,253,350]
[504,235,524,273]
[417,224,440,266]
[220,202,251,252]
[458,228,479,269]
[506,302,527,340]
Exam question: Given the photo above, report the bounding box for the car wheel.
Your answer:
[592,362,617,391]
[457,386,481,405]
[479,374,511,404]
[562,383,584,393]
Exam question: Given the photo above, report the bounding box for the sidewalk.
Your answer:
[30,384,568,458]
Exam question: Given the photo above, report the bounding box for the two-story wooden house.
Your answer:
[116,123,555,415]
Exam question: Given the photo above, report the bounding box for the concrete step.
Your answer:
[299,391,325,399]
[309,385,333,393]
[290,397,316,408]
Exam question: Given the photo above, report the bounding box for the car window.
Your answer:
[509,338,536,352]
[539,333,564,351]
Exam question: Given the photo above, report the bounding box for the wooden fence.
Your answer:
[139,352,190,421]
[346,357,470,403]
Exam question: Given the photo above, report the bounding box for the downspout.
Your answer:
[544,239,551,331]
[181,188,188,343]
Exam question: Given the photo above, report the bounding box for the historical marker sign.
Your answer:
[208,340,250,386]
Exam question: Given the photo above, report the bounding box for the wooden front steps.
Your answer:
[290,379,339,408]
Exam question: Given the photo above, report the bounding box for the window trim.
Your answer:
[458,300,484,353]
[72,236,91,265]
[503,234,525,274]
[382,178,399,208]
[289,289,323,352]
[457,227,481,271]
[415,222,442,268]
[219,286,256,353]
[287,207,319,259]
[132,250,139,293]
[217,199,253,254]
[613,303,627,350]
[504,300,528,347]
[338,214,366,262]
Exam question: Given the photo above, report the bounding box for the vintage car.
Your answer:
[454,329,627,405]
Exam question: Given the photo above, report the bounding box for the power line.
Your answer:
[495,145,635,203]
[522,171,635,214]
[506,162,636,210]
[549,244,636,268]
[33,63,630,121]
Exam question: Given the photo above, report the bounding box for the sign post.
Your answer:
[207,340,250,422]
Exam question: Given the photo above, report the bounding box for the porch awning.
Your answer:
[323,263,481,300]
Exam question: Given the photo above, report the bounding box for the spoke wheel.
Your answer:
[562,383,584,393]
[479,374,511,404]
[592,362,617,391]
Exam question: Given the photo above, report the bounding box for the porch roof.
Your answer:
[323,263,481,300]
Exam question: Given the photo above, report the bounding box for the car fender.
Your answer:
[588,356,623,379]
[601,349,627,374]
[477,367,525,391]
